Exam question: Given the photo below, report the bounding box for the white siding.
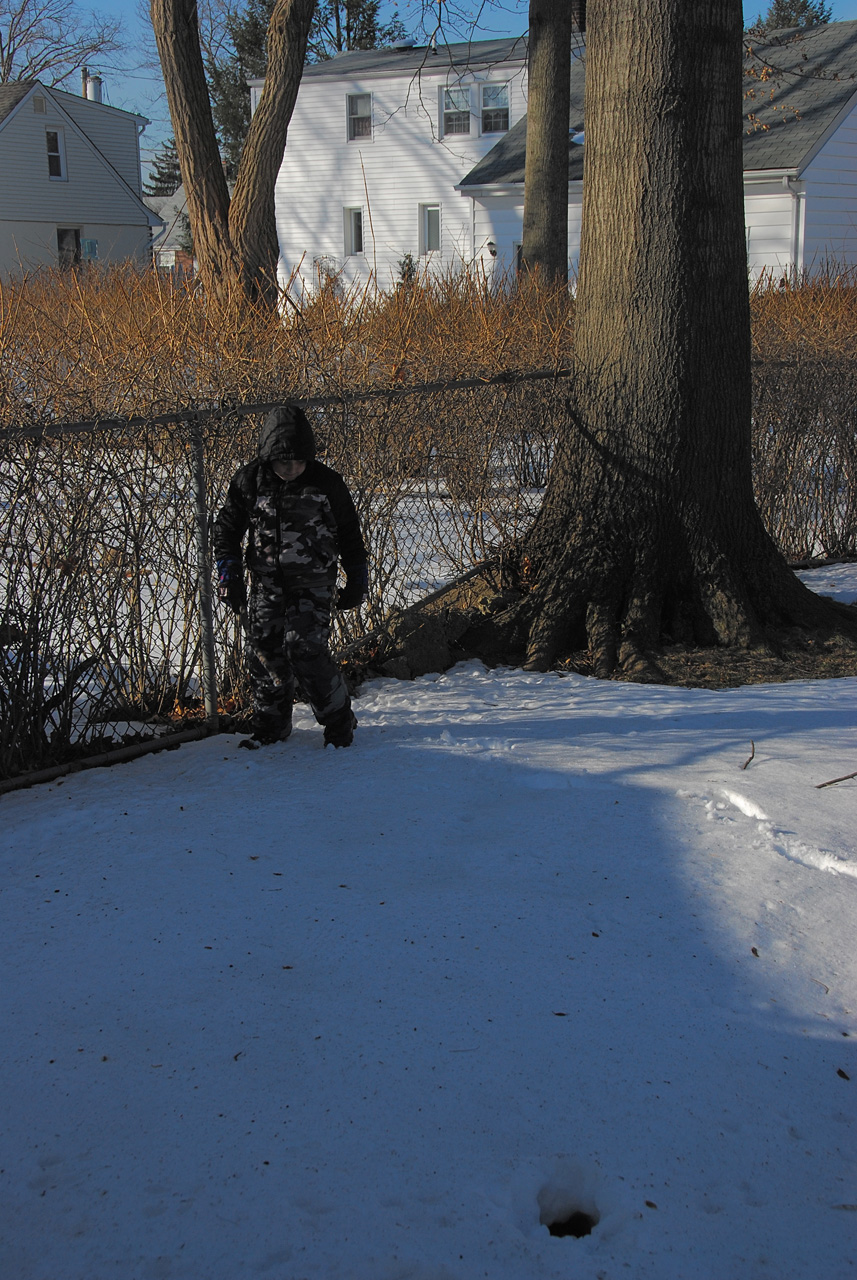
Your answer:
[473,183,803,284]
[743,186,796,280]
[276,60,527,291]
[52,90,145,194]
[471,189,583,280]
[0,93,152,272]
[801,101,857,270]
[275,55,857,292]
[0,219,150,269]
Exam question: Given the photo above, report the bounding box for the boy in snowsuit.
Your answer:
[213,404,368,748]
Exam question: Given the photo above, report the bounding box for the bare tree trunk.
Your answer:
[505,0,855,674]
[520,0,572,281]
[229,0,315,303]
[150,0,240,298]
[150,0,316,304]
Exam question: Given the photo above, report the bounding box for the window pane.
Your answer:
[57,228,80,269]
[348,94,371,140]
[46,130,63,177]
[443,87,470,135]
[481,84,509,133]
[444,88,470,112]
[425,206,440,253]
[352,210,363,254]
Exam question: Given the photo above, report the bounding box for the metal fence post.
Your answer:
[190,419,219,731]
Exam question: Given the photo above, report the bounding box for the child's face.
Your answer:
[271,459,307,481]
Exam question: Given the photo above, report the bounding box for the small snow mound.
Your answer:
[721,789,769,822]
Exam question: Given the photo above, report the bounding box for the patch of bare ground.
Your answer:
[560,632,857,689]
[353,565,857,689]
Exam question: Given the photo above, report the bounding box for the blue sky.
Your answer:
[85,0,857,168]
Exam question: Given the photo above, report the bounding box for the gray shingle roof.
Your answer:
[460,20,857,188]
[742,19,857,169]
[299,35,527,80]
[0,81,35,127]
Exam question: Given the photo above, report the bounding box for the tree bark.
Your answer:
[150,0,240,299]
[229,0,315,303]
[520,0,572,281]
[510,0,855,674]
[150,0,316,304]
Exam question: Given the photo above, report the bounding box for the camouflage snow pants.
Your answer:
[244,577,350,728]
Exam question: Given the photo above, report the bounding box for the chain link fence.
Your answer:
[0,372,561,783]
[2,358,857,785]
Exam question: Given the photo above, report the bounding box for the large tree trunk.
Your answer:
[512,0,855,675]
[150,0,315,304]
[520,0,572,280]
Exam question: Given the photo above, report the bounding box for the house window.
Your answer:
[347,94,372,141]
[46,129,67,180]
[33,95,46,114]
[481,83,509,133]
[57,228,81,270]
[344,207,364,256]
[420,204,440,255]
[442,87,471,136]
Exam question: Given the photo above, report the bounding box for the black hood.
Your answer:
[258,404,316,461]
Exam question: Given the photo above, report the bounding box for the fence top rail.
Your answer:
[2,353,845,445]
[0,367,576,444]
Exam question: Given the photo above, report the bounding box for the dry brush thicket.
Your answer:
[0,266,855,780]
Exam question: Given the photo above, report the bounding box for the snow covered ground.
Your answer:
[1,569,856,1280]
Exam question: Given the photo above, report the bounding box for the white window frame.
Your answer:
[344,206,365,257]
[346,93,372,142]
[480,83,510,135]
[419,204,441,256]
[46,127,67,181]
[440,85,472,138]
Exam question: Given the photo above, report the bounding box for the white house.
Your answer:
[254,36,528,292]
[145,184,195,278]
[265,21,857,290]
[0,78,160,274]
[461,19,857,283]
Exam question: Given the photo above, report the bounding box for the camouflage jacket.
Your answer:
[213,459,367,588]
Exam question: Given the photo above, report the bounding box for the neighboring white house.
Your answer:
[461,19,857,283]
[263,21,857,291]
[253,36,528,292]
[0,78,160,273]
[145,184,196,278]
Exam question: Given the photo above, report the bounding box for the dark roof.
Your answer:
[460,19,857,188]
[742,19,857,169]
[0,81,34,127]
[299,35,527,80]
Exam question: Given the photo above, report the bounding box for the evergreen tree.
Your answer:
[307,0,406,62]
[206,0,275,181]
[755,0,833,30]
[142,137,182,197]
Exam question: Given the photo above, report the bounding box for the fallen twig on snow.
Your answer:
[742,740,755,770]
[816,768,857,789]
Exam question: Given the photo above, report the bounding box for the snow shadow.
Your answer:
[0,677,855,1280]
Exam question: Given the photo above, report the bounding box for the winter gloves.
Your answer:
[337,563,368,610]
[218,558,366,612]
[217,558,246,614]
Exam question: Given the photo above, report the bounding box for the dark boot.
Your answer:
[323,705,357,749]
[249,706,293,745]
